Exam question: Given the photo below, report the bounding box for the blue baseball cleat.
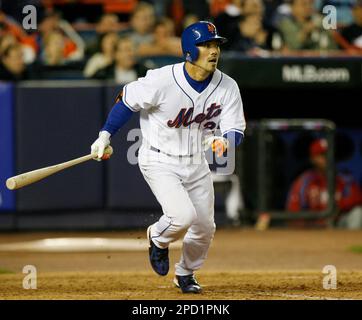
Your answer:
[173,274,202,294]
[147,225,169,276]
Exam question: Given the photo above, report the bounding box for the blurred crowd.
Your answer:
[1,0,362,81]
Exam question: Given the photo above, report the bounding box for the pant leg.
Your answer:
[175,170,216,276]
[139,161,198,249]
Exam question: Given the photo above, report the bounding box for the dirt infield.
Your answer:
[0,228,361,300]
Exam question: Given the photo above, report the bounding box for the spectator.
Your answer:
[86,13,121,57]
[213,0,243,49]
[0,44,32,81]
[0,34,36,65]
[0,10,36,63]
[277,0,338,51]
[84,32,119,78]
[242,0,280,30]
[28,11,85,62]
[335,0,362,53]
[229,13,283,54]
[0,34,15,55]
[41,31,66,66]
[286,139,362,229]
[202,0,284,53]
[92,36,148,84]
[95,13,121,34]
[137,18,182,57]
[127,2,156,48]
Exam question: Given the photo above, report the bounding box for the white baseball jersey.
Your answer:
[122,62,246,156]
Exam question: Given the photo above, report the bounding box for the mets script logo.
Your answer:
[207,23,216,33]
[167,103,221,130]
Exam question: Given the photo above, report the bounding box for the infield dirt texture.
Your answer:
[0,229,361,300]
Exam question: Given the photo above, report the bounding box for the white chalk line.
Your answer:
[0,237,182,252]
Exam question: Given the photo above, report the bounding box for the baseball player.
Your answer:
[91,21,246,293]
[286,138,362,228]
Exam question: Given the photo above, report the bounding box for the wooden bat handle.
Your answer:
[6,145,113,190]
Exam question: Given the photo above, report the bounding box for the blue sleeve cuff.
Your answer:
[223,130,244,147]
[101,100,134,136]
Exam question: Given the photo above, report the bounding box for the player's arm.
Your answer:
[91,99,135,161]
[213,81,246,157]
[90,70,160,160]
[223,130,244,147]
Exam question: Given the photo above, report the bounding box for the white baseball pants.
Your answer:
[138,144,215,276]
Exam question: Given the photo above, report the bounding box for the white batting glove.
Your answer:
[91,131,111,161]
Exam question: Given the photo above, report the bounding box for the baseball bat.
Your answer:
[5,146,113,190]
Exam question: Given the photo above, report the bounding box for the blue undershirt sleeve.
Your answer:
[101,100,134,136]
[223,130,244,147]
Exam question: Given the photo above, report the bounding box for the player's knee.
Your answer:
[173,207,197,230]
[204,221,216,238]
[194,220,216,240]
[186,221,216,242]
[182,208,198,228]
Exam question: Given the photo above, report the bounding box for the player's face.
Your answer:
[311,154,327,172]
[195,40,220,73]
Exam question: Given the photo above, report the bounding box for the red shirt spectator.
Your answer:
[286,139,362,227]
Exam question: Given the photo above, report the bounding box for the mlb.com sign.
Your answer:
[282,65,350,83]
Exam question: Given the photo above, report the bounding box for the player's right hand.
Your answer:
[211,138,228,157]
[203,136,229,157]
[91,131,111,161]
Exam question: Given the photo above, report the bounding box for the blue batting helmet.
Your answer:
[181,21,227,62]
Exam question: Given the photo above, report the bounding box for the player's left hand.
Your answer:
[91,131,111,161]
[203,136,229,157]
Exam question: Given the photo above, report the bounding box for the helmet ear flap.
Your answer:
[185,47,198,62]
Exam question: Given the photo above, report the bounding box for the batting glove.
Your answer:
[91,131,111,161]
[203,136,229,157]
